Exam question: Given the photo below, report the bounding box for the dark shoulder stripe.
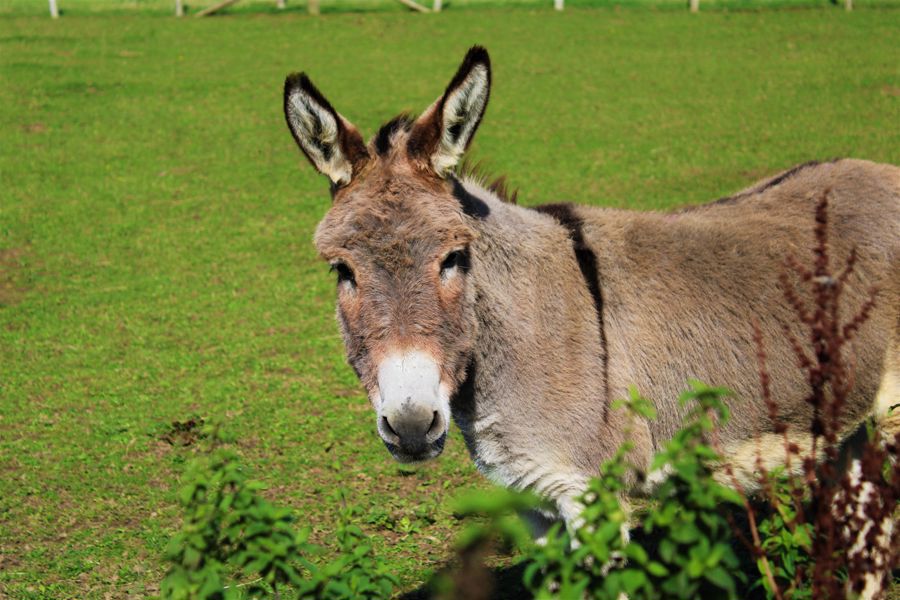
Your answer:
[533,203,584,237]
[534,203,611,414]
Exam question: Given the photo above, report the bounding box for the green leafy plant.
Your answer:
[161,433,397,600]
[299,490,399,600]
[524,443,641,600]
[754,470,814,600]
[638,382,746,600]
[161,446,316,599]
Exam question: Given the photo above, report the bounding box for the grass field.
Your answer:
[1,5,899,599]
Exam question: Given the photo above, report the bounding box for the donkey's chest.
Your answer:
[452,398,583,500]
[452,401,529,487]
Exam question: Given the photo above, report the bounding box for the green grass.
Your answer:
[1,6,899,599]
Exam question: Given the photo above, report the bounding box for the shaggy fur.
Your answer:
[283,47,900,530]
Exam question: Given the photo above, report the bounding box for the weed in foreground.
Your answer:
[161,426,397,600]
[733,190,900,600]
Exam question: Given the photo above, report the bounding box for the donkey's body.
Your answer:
[282,47,900,531]
[451,159,900,522]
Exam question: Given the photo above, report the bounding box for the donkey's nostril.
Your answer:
[382,416,400,441]
[427,411,440,435]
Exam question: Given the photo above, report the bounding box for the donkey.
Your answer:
[282,46,900,533]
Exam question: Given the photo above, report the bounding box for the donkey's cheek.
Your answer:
[438,280,466,311]
[336,305,372,381]
[336,293,363,329]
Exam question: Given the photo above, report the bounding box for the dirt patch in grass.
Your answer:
[0,246,30,307]
[21,122,47,134]
[159,417,206,447]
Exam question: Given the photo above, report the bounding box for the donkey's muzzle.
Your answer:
[376,350,450,463]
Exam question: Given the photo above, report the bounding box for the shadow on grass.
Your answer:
[399,561,532,600]
[398,505,782,600]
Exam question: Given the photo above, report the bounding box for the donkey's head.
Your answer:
[283,47,491,463]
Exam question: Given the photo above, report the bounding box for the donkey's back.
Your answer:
[578,158,900,458]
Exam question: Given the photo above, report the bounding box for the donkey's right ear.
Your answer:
[284,73,369,187]
[407,46,491,177]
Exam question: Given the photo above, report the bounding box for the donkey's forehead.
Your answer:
[314,180,475,259]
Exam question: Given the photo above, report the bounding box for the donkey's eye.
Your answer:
[440,250,470,276]
[330,262,356,286]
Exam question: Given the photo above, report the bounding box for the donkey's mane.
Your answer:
[685,159,839,211]
[373,113,416,156]
[454,157,518,204]
[371,113,519,204]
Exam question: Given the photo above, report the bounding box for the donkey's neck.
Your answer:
[450,178,631,485]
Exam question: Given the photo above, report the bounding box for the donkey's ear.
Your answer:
[284,73,369,187]
[408,46,491,176]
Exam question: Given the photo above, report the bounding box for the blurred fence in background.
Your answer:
[9,0,900,20]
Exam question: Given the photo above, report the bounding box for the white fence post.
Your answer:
[175,0,184,16]
[277,0,286,9]
[433,0,441,11]
[554,0,563,9]
[690,0,699,12]
[49,0,59,17]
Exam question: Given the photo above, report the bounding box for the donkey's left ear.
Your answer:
[284,73,369,187]
[407,46,491,176]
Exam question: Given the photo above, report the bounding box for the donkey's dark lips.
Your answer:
[384,432,447,463]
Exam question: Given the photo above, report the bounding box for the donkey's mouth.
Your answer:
[383,432,447,463]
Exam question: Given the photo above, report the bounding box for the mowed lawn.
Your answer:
[1,7,899,599]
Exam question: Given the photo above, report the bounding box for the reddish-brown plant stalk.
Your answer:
[740,189,898,599]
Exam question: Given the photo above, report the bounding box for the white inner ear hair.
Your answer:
[286,91,352,186]
[432,64,489,176]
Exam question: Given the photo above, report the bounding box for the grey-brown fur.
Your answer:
[283,47,900,531]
